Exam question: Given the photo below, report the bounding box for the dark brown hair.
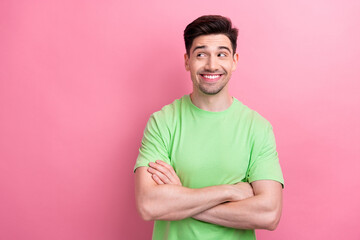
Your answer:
[184,15,238,56]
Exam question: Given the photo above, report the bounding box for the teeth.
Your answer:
[203,75,220,79]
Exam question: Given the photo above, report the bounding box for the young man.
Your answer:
[134,15,284,240]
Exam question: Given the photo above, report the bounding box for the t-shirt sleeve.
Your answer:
[133,114,171,172]
[247,122,284,188]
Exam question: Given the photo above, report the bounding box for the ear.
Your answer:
[184,53,190,71]
[232,53,239,71]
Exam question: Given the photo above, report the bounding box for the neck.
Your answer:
[190,89,233,112]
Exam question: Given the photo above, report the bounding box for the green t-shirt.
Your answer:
[134,94,284,240]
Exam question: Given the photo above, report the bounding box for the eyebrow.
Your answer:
[219,46,232,53]
[192,45,232,54]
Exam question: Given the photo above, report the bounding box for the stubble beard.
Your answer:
[196,74,230,96]
[198,82,226,95]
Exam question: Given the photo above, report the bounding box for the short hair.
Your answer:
[184,15,238,56]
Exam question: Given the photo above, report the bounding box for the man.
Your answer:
[134,15,284,240]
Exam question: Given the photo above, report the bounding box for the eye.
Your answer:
[197,53,206,57]
[218,53,227,57]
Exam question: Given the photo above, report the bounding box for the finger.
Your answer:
[156,160,181,183]
[147,166,171,184]
[154,161,182,186]
[151,174,164,185]
[155,160,178,179]
[149,165,182,186]
[149,162,173,182]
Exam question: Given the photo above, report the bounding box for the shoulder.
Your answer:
[152,96,183,119]
[233,99,272,130]
[148,95,186,130]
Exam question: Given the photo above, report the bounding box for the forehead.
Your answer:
[191,34,232,51]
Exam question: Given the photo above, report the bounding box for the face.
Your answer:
[185,34,239,95]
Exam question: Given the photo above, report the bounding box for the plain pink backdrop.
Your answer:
[1,0,359,239]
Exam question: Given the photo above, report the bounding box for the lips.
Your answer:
[200,74,222,82]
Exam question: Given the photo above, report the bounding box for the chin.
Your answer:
[199,87,224,95]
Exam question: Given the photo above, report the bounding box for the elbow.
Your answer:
[136,200,156,221]
[139,209,153,222]
[265,217,279,231]
[264,209,281,231]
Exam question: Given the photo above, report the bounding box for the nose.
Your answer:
[204,55,219,72]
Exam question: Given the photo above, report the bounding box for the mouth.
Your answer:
[200,74,223,82]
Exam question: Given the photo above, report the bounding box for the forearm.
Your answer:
[138,184,233,221]
[193,192,282,230]
[135,166,235,221]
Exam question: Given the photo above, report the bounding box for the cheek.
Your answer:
[224,62,234,72]
[190,65,200,75]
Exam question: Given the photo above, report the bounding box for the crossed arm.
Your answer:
[135,160,283,230]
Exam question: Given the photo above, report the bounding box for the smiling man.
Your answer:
[134,15,284,240]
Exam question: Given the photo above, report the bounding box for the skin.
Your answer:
[135,34,283,230]
[135,166,254,221]
[184,34,239,112]
[147,160,282,230]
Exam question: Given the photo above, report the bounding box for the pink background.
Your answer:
[1,0,359,239]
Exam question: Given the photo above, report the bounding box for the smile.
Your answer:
[200,74,222,82]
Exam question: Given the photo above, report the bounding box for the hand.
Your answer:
[147,160,182,186]
[230,182,254,202]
